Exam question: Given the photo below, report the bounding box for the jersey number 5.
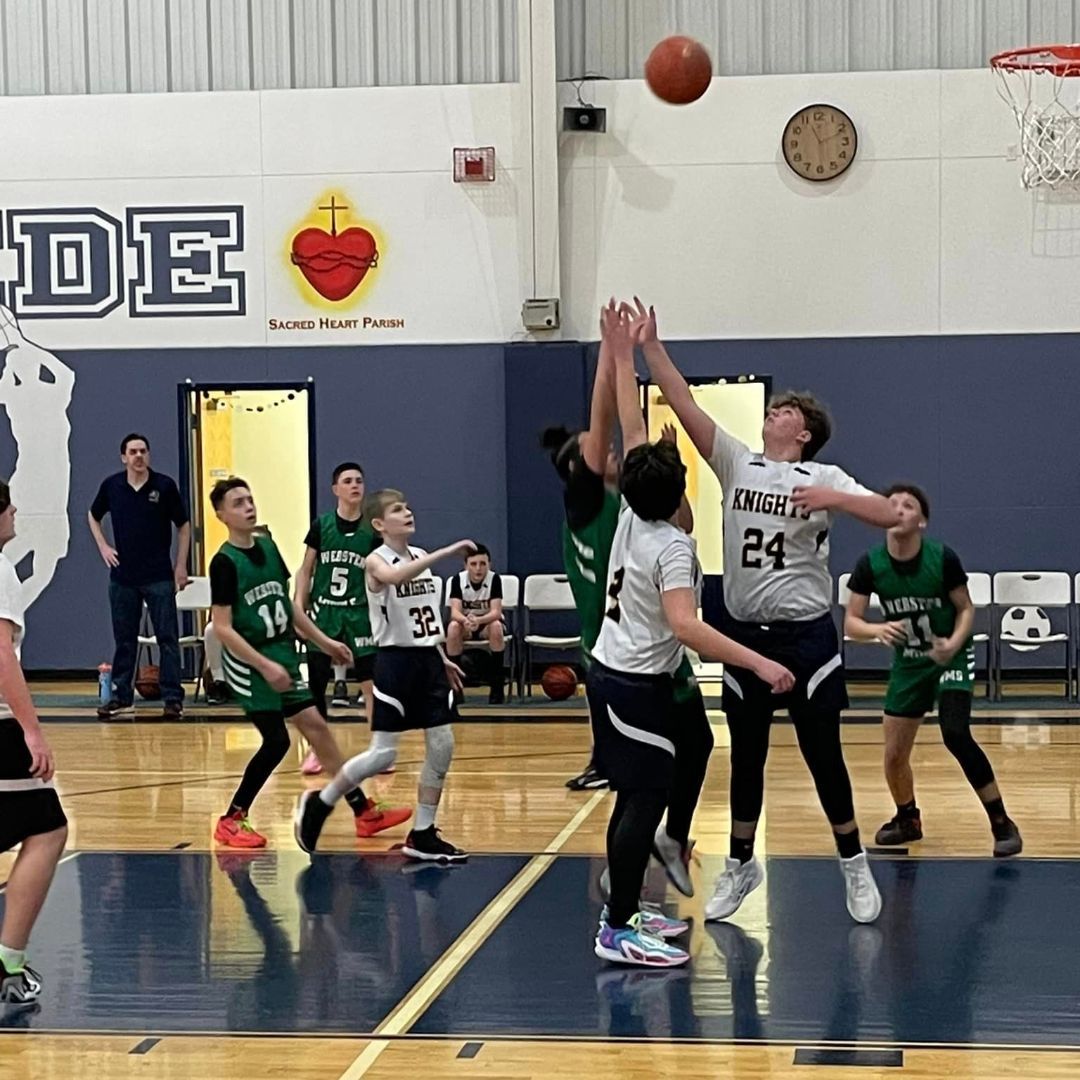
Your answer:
[742,528,786,570]
[410,606,439,639]
[604,567,626,624]
[329,566,350,597]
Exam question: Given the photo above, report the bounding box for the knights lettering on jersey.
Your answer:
[708,426,873,624]
[367,544,446,648]
[593,510,700,677]
[455,570,496,617]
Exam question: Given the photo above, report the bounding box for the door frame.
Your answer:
[177,378,317,574]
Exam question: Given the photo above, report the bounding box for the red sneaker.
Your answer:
[214,812,267,849]
[355,800,413,838]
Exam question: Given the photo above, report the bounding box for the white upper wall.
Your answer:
[558,69,1080,340]
[0,82,532,347]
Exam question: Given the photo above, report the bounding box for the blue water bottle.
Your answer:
[98,663,112,705]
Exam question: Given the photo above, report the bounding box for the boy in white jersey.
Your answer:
[629,296,897,925]
[446,543,507,705]
[589,430,794,967]
[0,479,68,1006]
[296,489,474,862]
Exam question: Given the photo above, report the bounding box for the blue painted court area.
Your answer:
[416,854,1080,1047]
[0,851,526,1034]
[3,851,1080,1048]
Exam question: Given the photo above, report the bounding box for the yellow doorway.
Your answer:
[181,383,315,577]
[644,377,767,574]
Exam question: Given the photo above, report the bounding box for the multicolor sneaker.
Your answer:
[594,911,689,967]
[874,813,923,846]
[566,766,608,791]
[0,962,42,1005]
[301,750,323,776]
[601,904,688,940]
[331,680,350,706]
[993,817,1023,858]
[214,811,267,849]
[355,800,413,838]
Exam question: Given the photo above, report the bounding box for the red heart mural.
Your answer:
[291,227,378,302]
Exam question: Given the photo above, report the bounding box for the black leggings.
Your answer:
[665,692,714,846]
[938,691,995,790]
[228,711,291,813]
[728,702,855,827]
[307,650,335,720]
[607,788,669,927]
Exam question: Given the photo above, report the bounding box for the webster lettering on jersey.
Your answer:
[244,581,285,605]
[319,550,365,568]
[395,579,439,599]
[882,596,943,616]
[731,487,812,520]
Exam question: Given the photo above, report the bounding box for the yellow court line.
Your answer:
[337,789,609,1080]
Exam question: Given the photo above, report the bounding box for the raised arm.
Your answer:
[609,303,647,453]
[792,466,900,529]
[628,298,717,462]
[580,300,619,475]
[366,540,475,589]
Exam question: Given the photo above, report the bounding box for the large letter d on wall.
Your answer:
[5,208,123,318]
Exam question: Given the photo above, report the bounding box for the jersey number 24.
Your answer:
[742,528,786,570]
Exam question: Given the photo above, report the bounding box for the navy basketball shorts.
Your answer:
[719,612,848,718]
[585,660,678,791]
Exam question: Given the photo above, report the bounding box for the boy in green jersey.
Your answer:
[209,477,368,849]
[845,484,1022,857]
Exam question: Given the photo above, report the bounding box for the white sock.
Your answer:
[415,802,438,831]
[333,664,347,681]
[0,943,26,973]
[211,666,224,681]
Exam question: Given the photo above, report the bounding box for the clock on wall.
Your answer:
[781,104,857,181]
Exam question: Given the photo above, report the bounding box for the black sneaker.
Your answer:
[97,699,134,721]
[874,813,923,846]
[488,684,506,706]
[294,789,332,854]
[0,962,42,1005]
[401,825,468,863]
[566,766,609,791]
[331,680,350,707]
[993,817,1023,858]
[162,701,184,721]
[204,672,230,705]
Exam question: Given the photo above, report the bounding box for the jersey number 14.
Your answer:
[257,599,289,640]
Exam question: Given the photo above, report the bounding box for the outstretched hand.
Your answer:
[625,296,658,345]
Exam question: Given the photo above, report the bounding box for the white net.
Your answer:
[993,47,1080,189]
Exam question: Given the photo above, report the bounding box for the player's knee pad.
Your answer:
[420,724,455,788]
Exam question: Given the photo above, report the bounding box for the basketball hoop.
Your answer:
[992,44,1080,188]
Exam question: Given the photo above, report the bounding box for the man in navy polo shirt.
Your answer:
[88,434,190,720]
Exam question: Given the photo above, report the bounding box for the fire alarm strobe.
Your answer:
[453,147,496,182]
[522,298,559,330]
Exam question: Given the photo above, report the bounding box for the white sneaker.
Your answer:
[704,856,763,921]
[652,827,694,897]
[840,852,882,924]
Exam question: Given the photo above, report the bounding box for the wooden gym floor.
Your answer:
[1,683,1079,1078]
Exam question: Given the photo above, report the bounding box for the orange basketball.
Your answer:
[644,36,713,105]
[541,664,578,701]
[135,664,161,701]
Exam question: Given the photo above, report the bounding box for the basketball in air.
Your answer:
[541,664,578,701]
[645,36,713,105]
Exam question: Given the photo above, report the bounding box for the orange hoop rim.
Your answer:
[991,43,1080,76]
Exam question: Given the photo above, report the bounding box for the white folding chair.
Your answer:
[992,572,1072,700]
[966,572,994,699]
[136,576,213,701]
[836,572,881,662]
[443,573,520,697]
[521,574,581,697]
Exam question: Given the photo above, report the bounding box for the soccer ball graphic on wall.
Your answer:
[0,305,73,608]
[1001,606,1052,652]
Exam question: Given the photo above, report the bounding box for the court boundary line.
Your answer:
[4,1029,1080,1054]
[337,788,609,1079]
